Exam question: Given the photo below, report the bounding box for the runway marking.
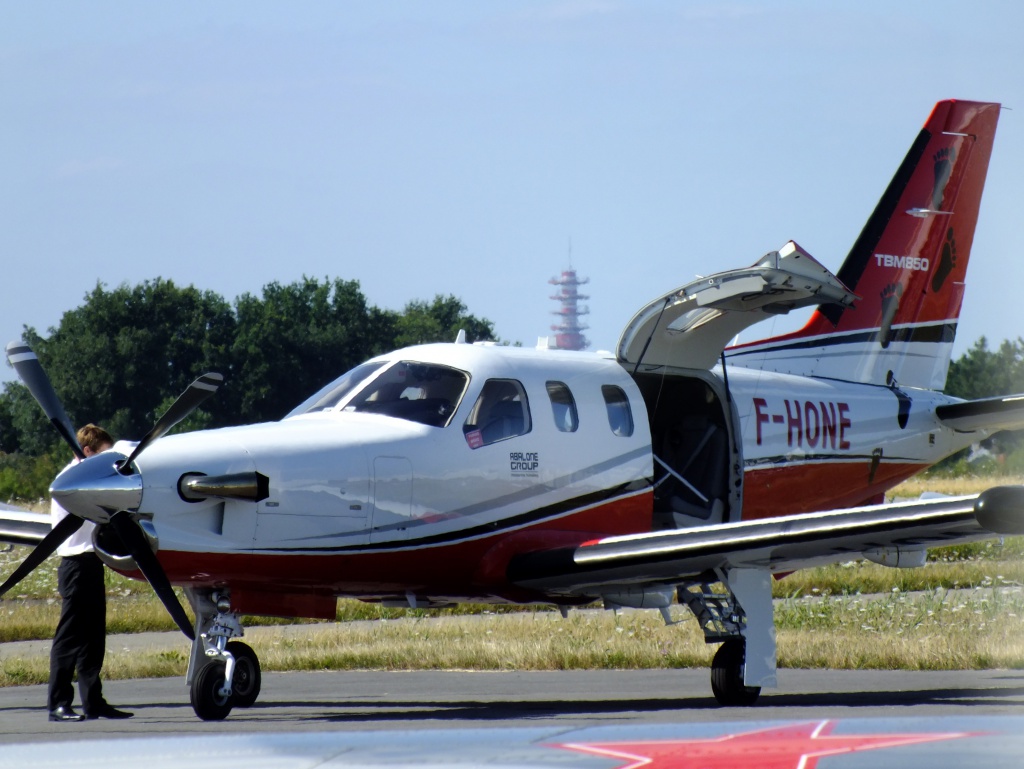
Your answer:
[554,719,981,768]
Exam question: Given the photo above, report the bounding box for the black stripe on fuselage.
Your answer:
[744,453,922,469]
[256,480,652,554]
[726,321,956,361]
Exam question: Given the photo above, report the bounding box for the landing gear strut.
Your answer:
[186,590,263,721]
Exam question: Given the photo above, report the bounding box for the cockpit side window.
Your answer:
[546,381,579,432]
[463,379,531,448]
[343,362,469,427]
[602,384,634,437]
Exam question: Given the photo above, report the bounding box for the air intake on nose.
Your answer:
[178,472,270,503]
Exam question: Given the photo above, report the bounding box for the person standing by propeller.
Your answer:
[48,424,133,722]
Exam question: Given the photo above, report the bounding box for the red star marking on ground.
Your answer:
[554,720,981,769]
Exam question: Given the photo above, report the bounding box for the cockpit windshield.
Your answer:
[286,361,387,418]
[287,360,469,428]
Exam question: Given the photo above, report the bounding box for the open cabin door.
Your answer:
[617,242,856,371]
[617,243,856,529]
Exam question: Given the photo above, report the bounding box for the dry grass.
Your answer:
[4,587,1023,687]
[890,474,1023,498]
[251,611,714,673]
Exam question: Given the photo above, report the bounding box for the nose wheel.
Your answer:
[189,641,263,721]
[226,641,262,707]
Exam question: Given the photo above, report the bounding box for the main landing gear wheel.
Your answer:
[227,640,262,708]
[710,638,761,706]
[190,661,233,721]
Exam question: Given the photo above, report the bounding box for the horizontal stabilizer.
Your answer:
[935,394,1024,433]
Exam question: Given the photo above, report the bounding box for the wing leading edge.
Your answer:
[508,486,1024,596]
[0,503,50,547]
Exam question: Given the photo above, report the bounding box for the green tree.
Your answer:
[942,337,1024,474]
[230,278,392,423]
[3,279,235,453]
[0,276,498,464]
[945,337,1024,400]
[391,294,495,349]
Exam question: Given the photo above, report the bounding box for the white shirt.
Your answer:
[52,457,96,557]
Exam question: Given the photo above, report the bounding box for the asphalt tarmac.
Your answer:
[0,667,1021,742]
[0,668,1022,766]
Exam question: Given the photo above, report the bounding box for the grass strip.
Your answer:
[2,587,1022,687]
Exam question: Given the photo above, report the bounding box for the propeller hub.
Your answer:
[50,452,143,524]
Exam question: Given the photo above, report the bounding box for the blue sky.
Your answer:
[1,1,1021,387]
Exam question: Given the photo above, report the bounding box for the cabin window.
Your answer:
[463,379,531,448]
[546,381,578,432]
[304,361,468,427]
[602,385,634,437]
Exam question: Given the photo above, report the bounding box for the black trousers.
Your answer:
[47,553,107,713]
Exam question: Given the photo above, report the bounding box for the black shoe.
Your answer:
[48,705,85,722]
[85,704,133,720]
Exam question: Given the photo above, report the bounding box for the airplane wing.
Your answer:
[0,502,50,547]
[508,487,1024,596]
[935,394,1024,434]
[617,241,857,371]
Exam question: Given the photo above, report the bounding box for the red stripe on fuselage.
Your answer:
[741,460,927,519]
[153,489,654,604]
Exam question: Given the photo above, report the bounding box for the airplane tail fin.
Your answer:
[727,100,1000,391]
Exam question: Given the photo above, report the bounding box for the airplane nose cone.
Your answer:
[50,452,143,524]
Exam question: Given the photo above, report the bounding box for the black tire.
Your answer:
[227,640,262,708]
[190,660,233,721]
[710,638,761,706]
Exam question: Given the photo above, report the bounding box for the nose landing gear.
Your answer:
[186,590,263,721]
[190,639,262,720]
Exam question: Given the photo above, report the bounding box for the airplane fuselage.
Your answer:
[100,341,975,616]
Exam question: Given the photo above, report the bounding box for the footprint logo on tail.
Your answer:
[931,146,956,210]
[932,227,957,292]
[879,282,903,349]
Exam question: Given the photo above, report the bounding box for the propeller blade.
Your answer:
[5,341,85,461]
[108,511,195,640]
[0,514,83,598]
[120,372,223,473]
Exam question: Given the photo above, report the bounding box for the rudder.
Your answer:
[727,100,1000,391]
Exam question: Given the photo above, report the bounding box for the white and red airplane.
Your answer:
[2,99,1023,721]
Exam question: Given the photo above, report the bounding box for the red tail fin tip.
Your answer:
[727,100,1000,391]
